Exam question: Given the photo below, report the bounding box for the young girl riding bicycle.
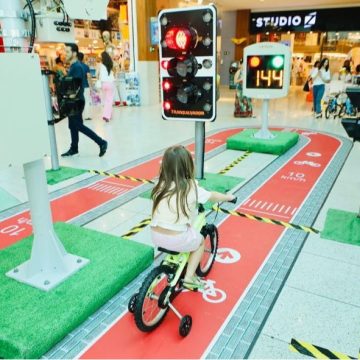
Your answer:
[150,145,235,291]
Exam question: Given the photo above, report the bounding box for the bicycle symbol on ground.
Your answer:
[183,279,227,304]
[294,160,321,167]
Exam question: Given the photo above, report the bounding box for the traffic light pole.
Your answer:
[195,122,205,179]
[254,99,275,140]
[41,71,60,171]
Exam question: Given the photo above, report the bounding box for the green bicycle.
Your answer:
[128,198,237,337]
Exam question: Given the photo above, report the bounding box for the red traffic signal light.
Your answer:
[162,81,172,91]
[165,27,198,51]
[163,101,172,110]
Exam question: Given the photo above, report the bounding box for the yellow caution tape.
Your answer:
[218,151,251,175]
[289,338,356,359]
[121,217,152,239]
[213,206,320,234]
[89,170,154,184]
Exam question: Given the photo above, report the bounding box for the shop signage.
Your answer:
[254,12,317,30]
[250,7,360,34]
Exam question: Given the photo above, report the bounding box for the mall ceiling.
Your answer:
[216,0,360,11]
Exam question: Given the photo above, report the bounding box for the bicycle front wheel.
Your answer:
[338,104,346,118]
[196,225,219,277]
[134,265,173,332]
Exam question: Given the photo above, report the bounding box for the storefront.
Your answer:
[249,7,360,86]
[34,0,141,106]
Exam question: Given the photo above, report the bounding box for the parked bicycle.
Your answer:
[325,92,357,119]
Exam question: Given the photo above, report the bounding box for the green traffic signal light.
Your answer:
[272,55,284,69]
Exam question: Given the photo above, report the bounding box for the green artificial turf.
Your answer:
[46,166,87,185]
[227,129,299,155]
[321,209,360,246]
[0,222,153,359]
[140,172,244,210]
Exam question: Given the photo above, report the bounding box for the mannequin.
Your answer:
[101,30,116,57]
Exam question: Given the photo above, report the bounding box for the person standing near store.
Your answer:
[233,60,253,117]
[78,52,92,120]
[310,58,331,118]
[99,51,115,122]
[62,43,108,157]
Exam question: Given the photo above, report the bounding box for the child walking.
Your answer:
[150,145,235,290]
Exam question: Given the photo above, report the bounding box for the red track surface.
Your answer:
[81,130,341,359]
[0,129,238,250]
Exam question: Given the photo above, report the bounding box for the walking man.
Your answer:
[62,43,108,157]
[78,52,92,120]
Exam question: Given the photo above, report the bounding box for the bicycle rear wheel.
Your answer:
[325,105,331,119]
[134,265,173,332]
[196,225,219,277]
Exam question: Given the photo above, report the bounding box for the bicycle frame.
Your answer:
[161,206,207,289]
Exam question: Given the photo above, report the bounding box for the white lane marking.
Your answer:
[243,198,250,205]
[101,180,135,189]
[266,203,274,210]
[273,204,279,212]
[240,207,291,220]
[285,206,292,214]
[278,205,285,213]
[88,183,128,196]
[249,200,257,207]
[291,208,297,215]
[260,202,268,209]
[254,201,262,208]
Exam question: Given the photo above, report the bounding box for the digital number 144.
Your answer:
[256,70,283,87]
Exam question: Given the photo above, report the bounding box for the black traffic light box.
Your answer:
[158,5,217,122]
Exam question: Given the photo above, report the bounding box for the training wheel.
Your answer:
[179,315,192,337]
[128,293,138,314]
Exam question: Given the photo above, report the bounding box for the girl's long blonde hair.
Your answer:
[152,145,197,221]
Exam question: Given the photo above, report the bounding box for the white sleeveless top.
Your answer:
[150,181,211,232]
[99,63,114,82]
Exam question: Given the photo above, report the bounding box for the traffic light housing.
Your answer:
[158,5,217,122]
[243,42,291,99]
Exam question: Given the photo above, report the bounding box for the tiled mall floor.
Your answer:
[1,86,359,359]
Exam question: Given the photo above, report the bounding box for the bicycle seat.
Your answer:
[158,247,180,255]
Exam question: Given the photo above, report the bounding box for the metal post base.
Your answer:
[6,251,89,291]
[254,128,276,140]
[5,158,89,291]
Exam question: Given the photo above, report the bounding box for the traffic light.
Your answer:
[243,42,291,99]
[158,5,217,122]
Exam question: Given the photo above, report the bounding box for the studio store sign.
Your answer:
[249,7,360,34]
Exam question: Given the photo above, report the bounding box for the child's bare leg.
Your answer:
[184,239,204,281]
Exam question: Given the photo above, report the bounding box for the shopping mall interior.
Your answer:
[0,0,360,359]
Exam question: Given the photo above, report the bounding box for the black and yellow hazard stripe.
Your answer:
[218,151,251,175]
[121,217,152,239]
[213,206,320,234]
[89,170,154,184]
[289,338,356,359]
